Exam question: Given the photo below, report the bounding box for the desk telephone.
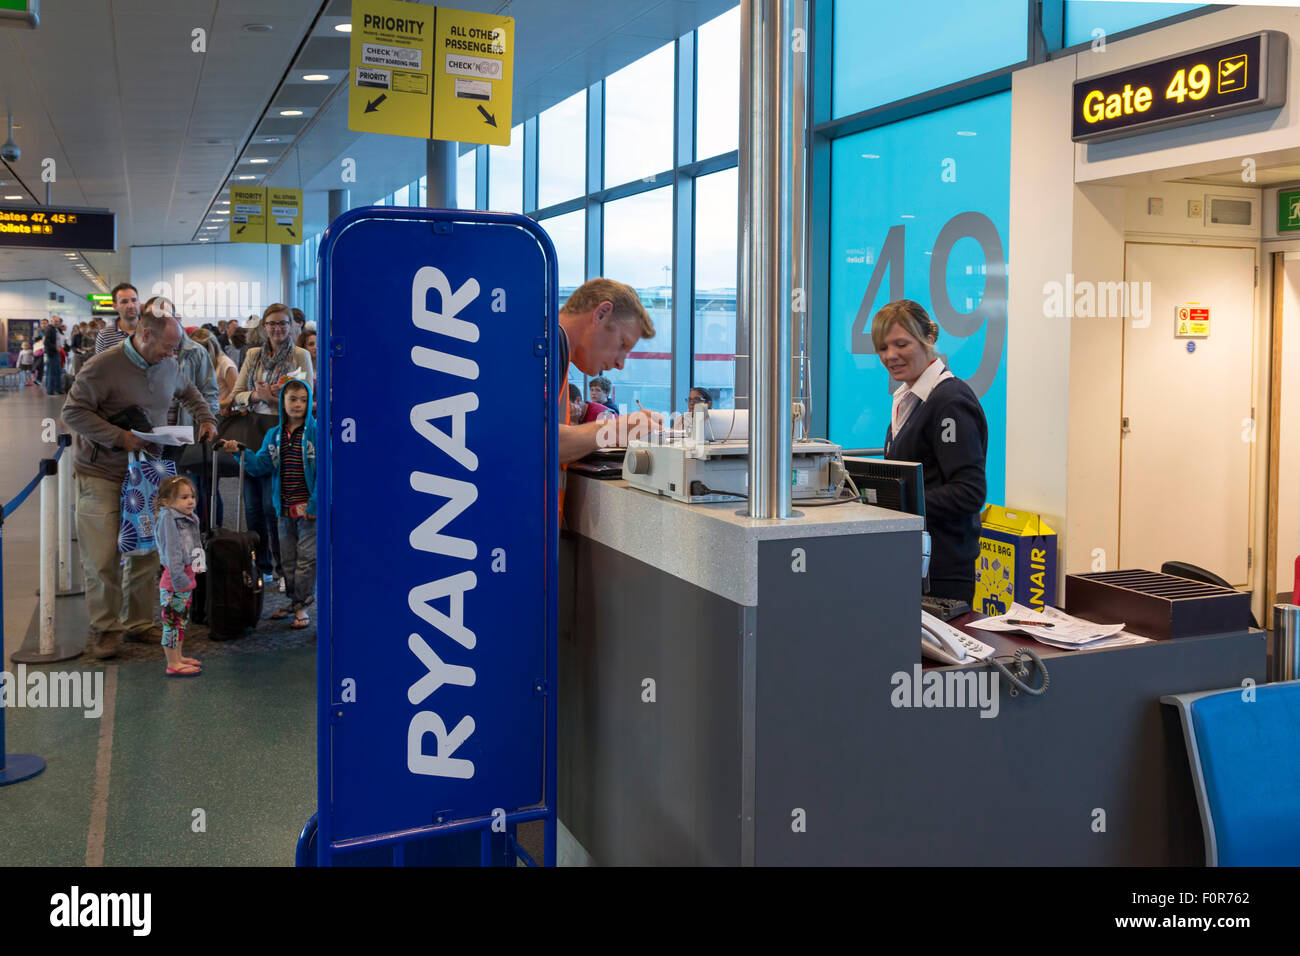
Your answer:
[921,610,995,665]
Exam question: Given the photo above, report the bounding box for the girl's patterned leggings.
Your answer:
[160,587,193,649]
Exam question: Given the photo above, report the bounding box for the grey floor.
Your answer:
[0,383,553,866]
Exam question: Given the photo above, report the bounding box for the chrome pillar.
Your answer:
[741,0,805,519]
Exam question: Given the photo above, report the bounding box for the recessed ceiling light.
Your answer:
[303,74,329,82]
[279,110,304,117]
[218,200,229,205]
[212,210,230,215]
[4,194,22,200]
[249,158,270,164]
[243,23,273,32]
[198,237,210,241]
[334,23,352,33]
[262,137,281,144]
[237,175,257,180]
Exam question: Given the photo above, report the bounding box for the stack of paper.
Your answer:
[967,603,1152,651]
[130,426,195,447]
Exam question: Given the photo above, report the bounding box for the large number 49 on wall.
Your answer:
[850,211,1007,399]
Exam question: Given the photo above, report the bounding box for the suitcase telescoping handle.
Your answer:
[211,440,250,534]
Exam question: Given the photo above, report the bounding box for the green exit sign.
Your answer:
[0,0,38,29]
[1281,189,1300,234]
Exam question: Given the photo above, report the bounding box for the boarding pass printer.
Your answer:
[621,407,844,505]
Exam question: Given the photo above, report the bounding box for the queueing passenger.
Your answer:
[872,299,988,606]
[62,311,217,659]
[220,377,316,629]
[96,283,139,353]
[230,304,314,588]
[672,386,714,430]
[43,317,63,395]
[568,383,615,425]
[587,375,616,412]
[17,341,34,385]
[153,475,204,677]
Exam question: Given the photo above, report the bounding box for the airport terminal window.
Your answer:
[539,90,587,210]
[489,125,524,213]
[394,184,409,207]
[603,186,673,411]
[831,0,1026,119]
[541,209,586,300]
[457,149,476,209]
[1063,2,1205,47]
[827,92,1010,504]
[695,6,740,162]
[693,167,738,409]
[604,43,674,188]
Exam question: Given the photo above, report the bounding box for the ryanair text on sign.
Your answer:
[405,264,485,779]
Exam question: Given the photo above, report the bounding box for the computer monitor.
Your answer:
[844,457,926,522]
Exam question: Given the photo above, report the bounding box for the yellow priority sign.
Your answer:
[432,7,514,146]
[230,187,266,243]
[348,0,436,139]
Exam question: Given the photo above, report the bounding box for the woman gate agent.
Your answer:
[872,299,988,606]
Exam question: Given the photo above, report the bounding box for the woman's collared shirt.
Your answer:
[888,358,953,453]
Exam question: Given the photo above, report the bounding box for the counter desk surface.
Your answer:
[558,474,1265,866]
[564,473,922,607]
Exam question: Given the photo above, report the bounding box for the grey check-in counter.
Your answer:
[558,473,1266,865]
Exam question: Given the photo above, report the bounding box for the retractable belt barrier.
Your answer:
[0,436,75,785]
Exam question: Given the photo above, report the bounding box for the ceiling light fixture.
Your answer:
[303,74,329,82]
[249,158,270,164]
[279,110,304,117]
[212,210,230,215]
[243,23,273,33]
[334,23,352,33]
[4,194,22,200]
[237,175,257,180]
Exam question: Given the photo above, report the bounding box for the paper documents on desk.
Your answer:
[967,602,1137,649]
[130,425,193,447]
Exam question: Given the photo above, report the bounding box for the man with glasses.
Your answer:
[62,310,217,660]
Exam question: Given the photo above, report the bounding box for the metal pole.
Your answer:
[281,244,296,309]
[57,446,71,593]
[743,0,799,519]
[328,188,350,225]
[39,464,56,656]
[1272,604,1300,683]
[426,140,457,209]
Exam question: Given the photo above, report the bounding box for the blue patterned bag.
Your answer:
[118,450,177,556]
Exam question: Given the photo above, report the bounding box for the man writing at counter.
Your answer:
[557,279,662,464]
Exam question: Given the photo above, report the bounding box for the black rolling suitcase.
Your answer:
[201,445,264,640]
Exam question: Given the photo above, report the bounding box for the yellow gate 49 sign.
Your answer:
[433,7,514,146]
[266,188,303,245]
[348,0,436,139]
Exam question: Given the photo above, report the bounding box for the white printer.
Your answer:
[621,407,845,504]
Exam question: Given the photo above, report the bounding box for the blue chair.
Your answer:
[1161,680,1300,866]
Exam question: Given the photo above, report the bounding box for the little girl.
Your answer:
[154,475,204,677]
[17,342,34,385]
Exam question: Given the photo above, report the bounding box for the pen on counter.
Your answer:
[1005,619,1053,628]
[635,399,644,412]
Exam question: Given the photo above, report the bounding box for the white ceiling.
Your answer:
[0,0,735,296]
[0,0,321,293]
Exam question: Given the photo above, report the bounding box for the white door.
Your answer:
[1121,242,1256,586]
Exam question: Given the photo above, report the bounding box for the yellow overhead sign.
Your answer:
[230,186,266,243]
[348,0,436,139]
[266,188,304,245]
[432,7,513,146]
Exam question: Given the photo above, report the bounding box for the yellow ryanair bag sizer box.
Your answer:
[973,505,1057,616]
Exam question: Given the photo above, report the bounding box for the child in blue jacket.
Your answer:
[221,376,316,629]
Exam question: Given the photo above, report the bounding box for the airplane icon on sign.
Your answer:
[1217,54,1248,93]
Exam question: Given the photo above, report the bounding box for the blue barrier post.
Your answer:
[0,460,49,786]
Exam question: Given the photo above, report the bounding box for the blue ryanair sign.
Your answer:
[310,207,559,865]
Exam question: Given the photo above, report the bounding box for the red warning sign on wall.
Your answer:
[1175,305,1210,338]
